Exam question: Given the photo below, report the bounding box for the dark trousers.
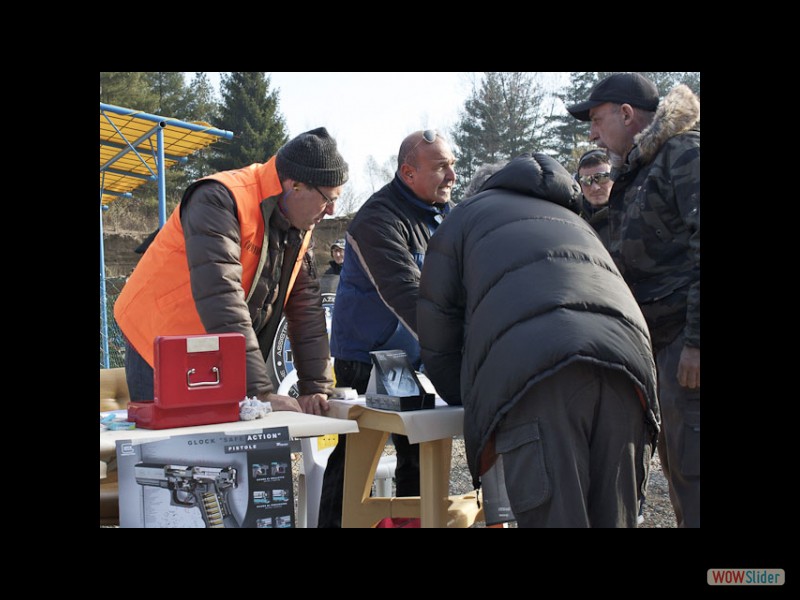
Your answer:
[498,361,649,528]
[656,334,701,528]
[123,338,155,402]
[317,358,420,528]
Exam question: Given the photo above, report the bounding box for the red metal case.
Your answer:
[128,333,246,429]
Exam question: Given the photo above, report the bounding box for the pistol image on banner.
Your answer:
[134,463,240,528]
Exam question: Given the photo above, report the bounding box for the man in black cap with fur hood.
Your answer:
[567,73,701,528]
[115,127,348,416]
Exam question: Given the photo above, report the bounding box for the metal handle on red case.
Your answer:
[186,367,220,387]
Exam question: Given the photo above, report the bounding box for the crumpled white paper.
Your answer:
[239,396,273,421]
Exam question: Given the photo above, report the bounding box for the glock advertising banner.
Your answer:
[116,426,294,528]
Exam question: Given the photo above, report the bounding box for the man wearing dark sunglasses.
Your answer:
[575,148,612,248]
[568,72,700,528]
[318,129,456,527]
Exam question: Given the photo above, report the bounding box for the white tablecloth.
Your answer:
[327,397,464,444]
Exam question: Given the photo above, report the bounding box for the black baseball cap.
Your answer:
[567,73,659,122]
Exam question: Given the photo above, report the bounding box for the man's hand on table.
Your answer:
[258,392,330,415]
[296,393,330,416]
[261,393,302,413]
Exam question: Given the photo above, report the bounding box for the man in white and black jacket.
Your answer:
[418,152,660,528]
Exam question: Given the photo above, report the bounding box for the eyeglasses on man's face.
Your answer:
[578,172,612,187]
[314,186,337,206]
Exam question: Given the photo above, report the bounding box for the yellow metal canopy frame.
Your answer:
[99,103,233,368]
[99,103,233,205]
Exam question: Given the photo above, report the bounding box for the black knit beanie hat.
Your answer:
[275,127,349,187]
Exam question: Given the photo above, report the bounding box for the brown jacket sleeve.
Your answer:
[283,249,334,396]
[181,181,274,398]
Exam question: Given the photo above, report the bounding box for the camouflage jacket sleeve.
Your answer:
[667,132,700,348]
[614,130,700,351]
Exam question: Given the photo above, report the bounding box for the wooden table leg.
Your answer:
[419,436,453,527]
[341,427,392,528]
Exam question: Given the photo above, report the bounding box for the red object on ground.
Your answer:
[376,517,421,528]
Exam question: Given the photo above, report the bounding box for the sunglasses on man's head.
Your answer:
[578,172,612,187]
[410,129,438,153]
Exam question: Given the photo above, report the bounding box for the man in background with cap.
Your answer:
[568,73,700,527]
[319,238,345,295]
[115,127,348,415]
[326,239,346,276]
[317,129,456,527]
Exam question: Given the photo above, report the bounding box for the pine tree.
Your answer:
[548,71,607,171]
[211,72,288,172]
[451,72,550,201]
[638,72,700,97]
[100,72,159,113]
[183,72,223,180]
[144,72,189,117]
[184,72,220,123]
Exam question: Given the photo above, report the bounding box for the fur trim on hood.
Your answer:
[634,84,700,163]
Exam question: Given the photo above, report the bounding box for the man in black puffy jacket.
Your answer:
[418,153,660,528]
